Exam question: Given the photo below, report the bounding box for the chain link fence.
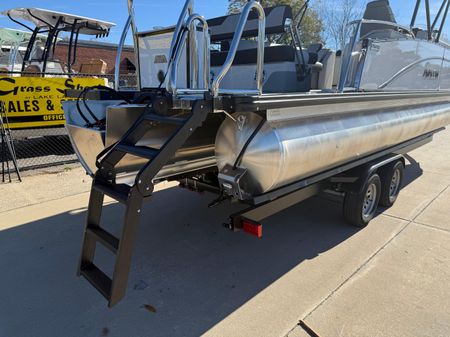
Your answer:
[8,128,77,171]
[0,72,138,174]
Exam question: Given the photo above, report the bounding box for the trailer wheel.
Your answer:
[343,174,381,227]
[379,161,404,207]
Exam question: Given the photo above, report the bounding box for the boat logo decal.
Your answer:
[423,68,439,79]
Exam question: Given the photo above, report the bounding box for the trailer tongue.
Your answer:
[63,0,450,306]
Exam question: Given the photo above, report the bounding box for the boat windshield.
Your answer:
[0,28,40,72]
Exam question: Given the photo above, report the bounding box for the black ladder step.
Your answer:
[145,113,187,125]
[79,262,112,300]
[116,144,159,159]
[86,227,119,253]
[93,181,131,203]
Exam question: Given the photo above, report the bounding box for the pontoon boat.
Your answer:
[62,0,450,306]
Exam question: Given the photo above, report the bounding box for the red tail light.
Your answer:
[242,219,263,238]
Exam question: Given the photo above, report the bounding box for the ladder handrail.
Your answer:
[211,0,266,97]
[167,14,210,95]
[114,15,131,91]
[168,0,194,61]
[114,0,140,91]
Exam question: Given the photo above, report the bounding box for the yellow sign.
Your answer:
[0,76,106,129]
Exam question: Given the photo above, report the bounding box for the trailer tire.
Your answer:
[343,174,381,227]
[379,161,404,207]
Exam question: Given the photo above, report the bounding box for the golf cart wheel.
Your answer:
[343,173,381,227]
[379,160,404,207]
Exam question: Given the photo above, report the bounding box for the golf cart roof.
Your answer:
[2,8,115,36]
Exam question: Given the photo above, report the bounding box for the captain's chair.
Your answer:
[208,5,296,67]
[360,0,397,38]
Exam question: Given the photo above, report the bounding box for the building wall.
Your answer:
[53,42,136,74]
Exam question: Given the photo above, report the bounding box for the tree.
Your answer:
[318,0,367,50]
[227,0,324,46]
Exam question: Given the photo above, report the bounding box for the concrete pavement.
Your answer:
[0,128,449,337]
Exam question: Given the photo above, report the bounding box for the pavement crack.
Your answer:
[377,212,411,222]
[410,183,450,223]
[299,320,321,337]
[301,181,450,327]
[301,219,411,322]
[412,221,450,234]
[301,182,450,325]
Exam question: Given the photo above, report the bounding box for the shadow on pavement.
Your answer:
[0,163,422,337]
[402,155,423,188]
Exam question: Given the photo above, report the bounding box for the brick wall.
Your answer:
[54,42,136,74]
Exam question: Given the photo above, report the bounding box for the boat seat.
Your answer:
[307,43,323,54]
[211,45,296,67]
[332,50,343,88]
[361,0,396,38]
[306,43,324,65]
[22,65,41,77]
[311,49,336,90]
[208,5,293,42]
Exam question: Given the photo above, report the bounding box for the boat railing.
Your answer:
[338,18,415,92]
[166,13,210,95]
[355,19,415,39]
[211,0,266,97]
[114,0,140,90]
[439,39,450,48]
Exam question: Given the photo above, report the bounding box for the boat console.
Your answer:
[2,8,115,74]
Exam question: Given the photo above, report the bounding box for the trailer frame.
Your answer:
[179,129,439,236]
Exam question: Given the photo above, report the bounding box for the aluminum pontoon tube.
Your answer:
[215,103,450,196]
[63,101,224,179]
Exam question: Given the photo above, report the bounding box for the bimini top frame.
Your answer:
[410,0,450,42]
[2,7,115,74]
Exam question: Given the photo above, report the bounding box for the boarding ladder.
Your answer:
[78,0,266,306]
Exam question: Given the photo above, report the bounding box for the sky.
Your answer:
[0,0,447,46]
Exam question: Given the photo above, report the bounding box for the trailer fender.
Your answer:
[339,154,405,194]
